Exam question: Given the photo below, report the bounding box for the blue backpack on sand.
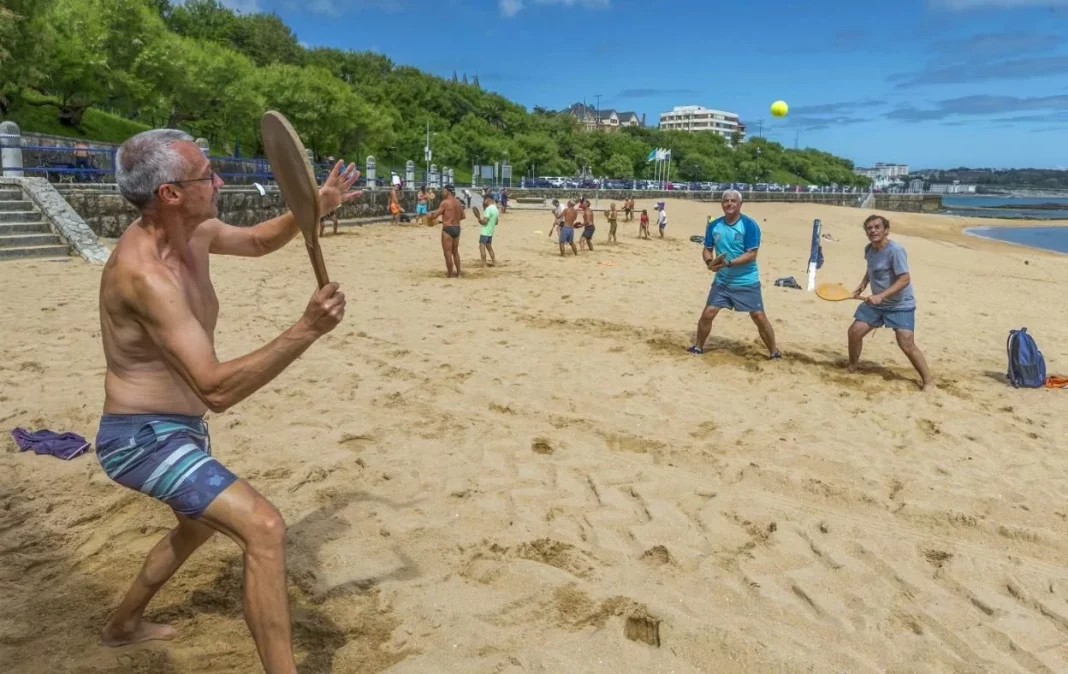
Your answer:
[1006,328,1046,388]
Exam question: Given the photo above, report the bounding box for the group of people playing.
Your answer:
[89,129,932,674]
[548,196,670,255]
[688,188,933,390]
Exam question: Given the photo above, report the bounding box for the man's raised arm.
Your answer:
[208,162,361,257]
[129,268,345,413]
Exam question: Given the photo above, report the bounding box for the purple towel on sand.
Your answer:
[11,428,91,460]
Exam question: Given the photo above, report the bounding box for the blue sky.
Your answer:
[218,0,1068,169]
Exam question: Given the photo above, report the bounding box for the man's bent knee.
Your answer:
[895,330,916,349]
[249,501,287,549]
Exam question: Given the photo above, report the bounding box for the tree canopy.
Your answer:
[0,0,868,186]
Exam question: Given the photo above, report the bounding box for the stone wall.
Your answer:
[502,188,941,213]
[61,187,426,238]
[59,185,943,237]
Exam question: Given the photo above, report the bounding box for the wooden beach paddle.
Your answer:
[260,111,329,289]
[471,206,482,222]
[815,282,861,301]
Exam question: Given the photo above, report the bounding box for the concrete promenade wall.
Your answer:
[507,189,941,213]
[60,187,424,238]
[59,185,942,237]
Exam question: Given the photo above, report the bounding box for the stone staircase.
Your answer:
[0,186,70,260]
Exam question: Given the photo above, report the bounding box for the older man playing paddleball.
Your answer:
[95,129,361,674]
[688,189,781,359]
[847,214,934,390]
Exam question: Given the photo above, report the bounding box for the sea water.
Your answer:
[965,226,1068,254]
[943,195,1068,220]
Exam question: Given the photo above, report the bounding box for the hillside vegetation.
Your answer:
[0,0,868,186]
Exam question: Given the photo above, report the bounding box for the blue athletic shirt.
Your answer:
[704,214,761,286]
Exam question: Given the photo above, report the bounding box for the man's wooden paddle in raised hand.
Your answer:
[260,111,361,288]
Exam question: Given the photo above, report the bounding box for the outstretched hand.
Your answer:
[319,161,362,214]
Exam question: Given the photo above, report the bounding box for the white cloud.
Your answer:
[500,0,609,18]
[500,0,523,17]
[931,0,1068,9]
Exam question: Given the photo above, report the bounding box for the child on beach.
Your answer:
[606,203,618,243]
[639,209,650,239]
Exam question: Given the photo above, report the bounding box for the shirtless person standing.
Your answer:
[559,199,579,257]
[95,130,361,674]
[415,185,430,225]
[579,198,596,251]
[428,184,465,276]
[389,181,403,225]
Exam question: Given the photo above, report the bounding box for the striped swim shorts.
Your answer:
[95,414,238,518]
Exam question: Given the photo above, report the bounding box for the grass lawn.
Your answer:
[4,91,150,144]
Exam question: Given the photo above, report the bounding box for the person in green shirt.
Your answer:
[477,193,500,267]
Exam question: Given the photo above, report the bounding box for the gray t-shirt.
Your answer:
[865,240,915,310]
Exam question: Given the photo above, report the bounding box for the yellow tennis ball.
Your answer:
[771,100,789,117]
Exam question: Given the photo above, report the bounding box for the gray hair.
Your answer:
[722,189,743,202]
[115,129,195,209]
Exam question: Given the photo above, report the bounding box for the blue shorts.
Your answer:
[416,203,428,215]
[582,225,595,239]
[854,303,916,331]
[706,281,765,313]
[95,414,238,518]
[479,234,493,245]
[559,226,575,244]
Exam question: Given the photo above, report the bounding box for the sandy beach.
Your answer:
[2,198,1067,673]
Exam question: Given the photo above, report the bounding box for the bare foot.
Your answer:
[101,621,178,647]
[921,379,936,391]
[846,364,857,374]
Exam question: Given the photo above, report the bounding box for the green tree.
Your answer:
[257,64,394,158]
[229,13,302,66]
[165,0,238,43]
[604,154,634,179]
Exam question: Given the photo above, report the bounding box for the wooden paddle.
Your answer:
[260,111,329,289]
[471,206,482,222]
[815,282,861,301]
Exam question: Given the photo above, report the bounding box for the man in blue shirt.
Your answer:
[688,190,781,359]
[848,214,933,390]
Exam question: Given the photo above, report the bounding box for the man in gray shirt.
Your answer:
[847,214,933,390]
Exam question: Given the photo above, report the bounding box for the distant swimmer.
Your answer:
[688,189,781,360]
[427,184,466,277]
[847,214,934,390]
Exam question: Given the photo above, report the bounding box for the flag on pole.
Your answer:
[646,148,657,162]
[806,218,824,291]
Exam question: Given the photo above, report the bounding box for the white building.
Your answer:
[854,162,909,182]
[928,181,977,194]
[658,105,743,140]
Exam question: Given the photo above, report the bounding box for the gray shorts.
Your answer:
[706,281,764,313]
[854,303,915,331]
